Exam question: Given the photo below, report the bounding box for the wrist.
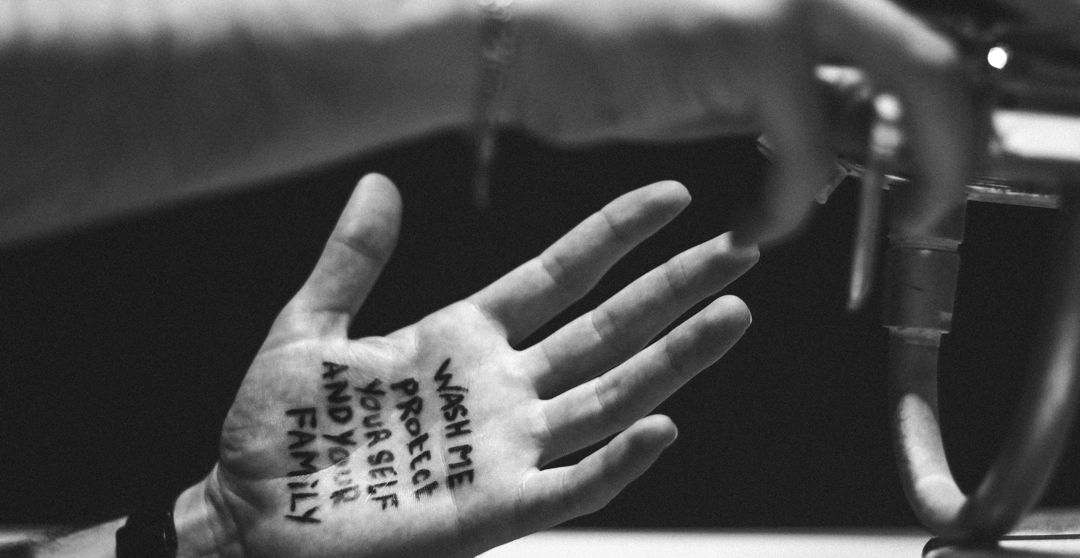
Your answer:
[174,468,241,558]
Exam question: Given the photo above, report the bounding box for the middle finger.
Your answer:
[524,232,757,398]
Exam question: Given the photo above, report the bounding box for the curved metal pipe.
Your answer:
[890,190,1080,542]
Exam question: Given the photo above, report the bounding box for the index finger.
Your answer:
[469,181,691,344]
[280,173,403,337]
[816,0,977,236]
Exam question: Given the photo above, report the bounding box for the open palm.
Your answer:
[205,174,757,557]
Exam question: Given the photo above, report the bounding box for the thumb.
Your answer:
[285,173,403,336]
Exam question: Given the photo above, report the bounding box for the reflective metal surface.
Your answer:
[821,5,1080,546]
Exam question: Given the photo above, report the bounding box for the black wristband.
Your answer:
[115,499,178,558]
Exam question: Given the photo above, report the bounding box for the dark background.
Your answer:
[0,132,1072,529]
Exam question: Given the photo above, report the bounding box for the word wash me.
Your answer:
[283,358,475,524]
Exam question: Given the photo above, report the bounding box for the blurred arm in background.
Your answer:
[0,0,989,247]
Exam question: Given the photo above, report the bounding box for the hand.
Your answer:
[194,174,757,557]
[510,0,979,246]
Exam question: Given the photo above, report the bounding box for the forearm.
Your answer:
[31,519,124,558]
[32,473,235,558]
[0,0,480,243]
